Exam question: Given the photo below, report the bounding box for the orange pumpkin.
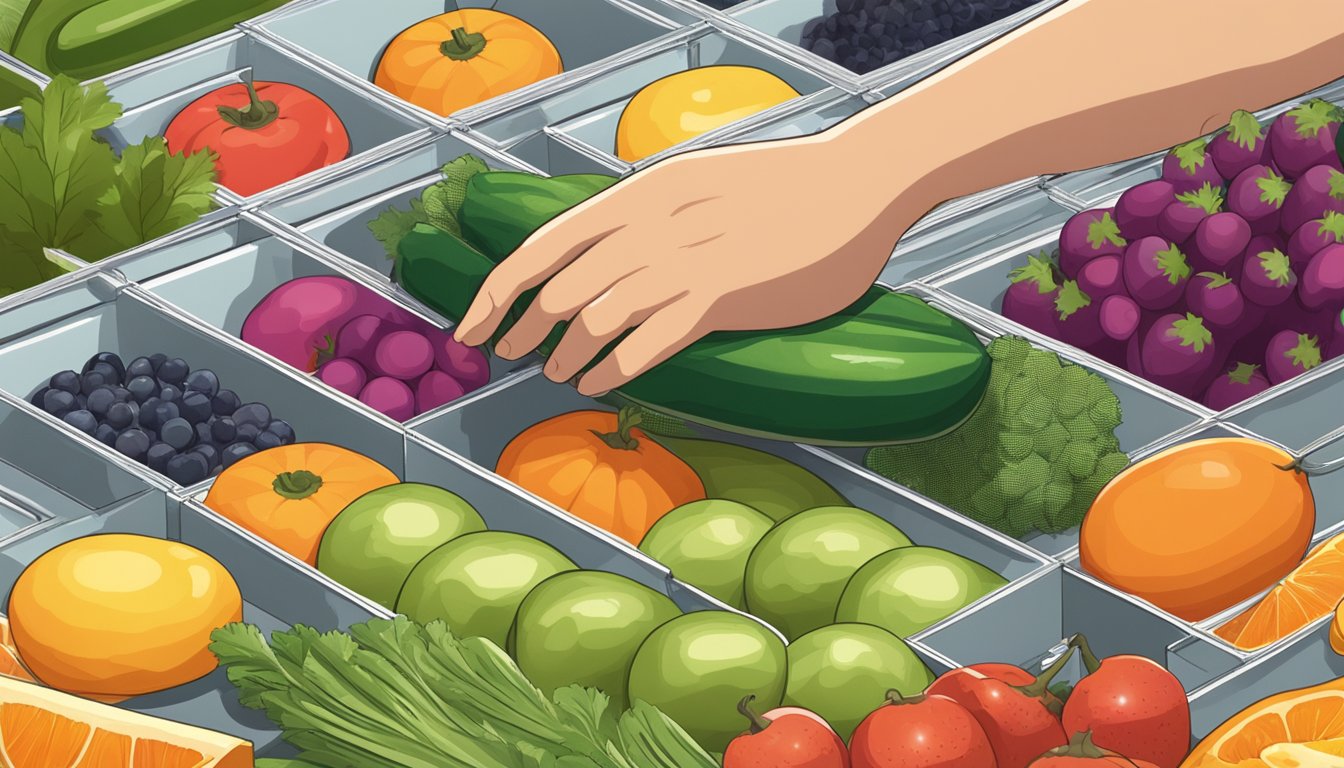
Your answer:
[496,408,706,544]
[373,9,563,116]
[203,442,400,565]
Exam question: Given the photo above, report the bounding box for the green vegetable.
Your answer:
[459,171,620,261]
[211,616,715,768]
[865,336,1129,538]
[0,0,25,50]
[392,217,992,445]
[10,0,291,79]
[0,75,217,297]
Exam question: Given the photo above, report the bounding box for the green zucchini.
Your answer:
[10,0,291,79]
[396,223,991,446]
[459,172,619,261]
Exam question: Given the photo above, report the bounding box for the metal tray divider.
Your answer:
[0,51,48,87]
[1040,183,1089,212]
[913,221,1062,287]
[704,10,877,92]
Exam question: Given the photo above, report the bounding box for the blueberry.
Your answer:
[212,389,241,416]
[236,423,261,443]
[180,392,212,424]
[233,403,271,428]
[115,428,150,461]
[255,430,283,450]
[211,417,237,444]
[86,387,116,417]
[160,418,196,451]
[192,444,221,471]
[142,428,158,444]
[222,442,258,468]
[83,352,125,383]
[165,452,208,485]
[146,442,176,473]
[50,370,79,394]
[105,401,134,430]
[42,389,76,417]
[75,394,88,410]
[152,401,180,428]
[28,386,49,409]
[185,369,219,398]
[126,356,155,379]
[63,409,97,435]
[158,357,189,384]
[264,420,295,445]
[90,362,121,387]
[159,384,182,403]
[148,353,168,372]
[127,375,157,403]
[94,423,118,447]
[139,397,163,429]
[195,422,214,446]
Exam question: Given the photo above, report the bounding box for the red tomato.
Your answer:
[165,81,350,197]
[1029,732,1162,768]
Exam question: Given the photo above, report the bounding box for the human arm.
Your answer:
[454,0,1344,396]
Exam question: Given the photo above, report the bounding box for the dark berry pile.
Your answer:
[800,0,1039,74]
[30,352,296,487]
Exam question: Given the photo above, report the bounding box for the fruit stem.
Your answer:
[591,406,642,451]
[1017,644,1077,699]
[737,695,771,735]
[1069,634,1102,675]
[441,26,487,60]
[313,334,337,370]
[216,80,279,131]
[273,470,323,500]
[884,689,925,706]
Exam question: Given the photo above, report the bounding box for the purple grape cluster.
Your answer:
[799,0,1037,75]
[29,352,296,486]
[316,315,490,421]
[1002,100,1344,411]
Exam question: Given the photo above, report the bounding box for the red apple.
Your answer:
[724,696,850,768]
[849,691,996,768]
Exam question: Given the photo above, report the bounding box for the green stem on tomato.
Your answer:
[217,80,279,131]
[1069,634,1102,675]
[440,26,487,61]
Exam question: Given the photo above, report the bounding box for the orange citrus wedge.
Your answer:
[1214,533,1344,651]
[1261,738,1344,767]
[1183,679,1344,767]
[0,673,251,767]
[0,619,32,684]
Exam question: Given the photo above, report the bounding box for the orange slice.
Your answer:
[0,619,32,684]
[1261,737,1344,767]
[1184,679,1344,767]
[0,674,251,767]
[1214,533,1344,651]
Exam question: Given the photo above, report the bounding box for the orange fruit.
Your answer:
[1081,437,1314,622]
[0,673,251,766]
[1332,602,1344,656]
[8,534,243,702]
[0,619,32,684]
[1215,533,1344,650]
[1261,738,1344,767]
[1182,678,1344,767]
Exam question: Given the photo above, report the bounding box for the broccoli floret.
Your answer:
[864,336,1129,539]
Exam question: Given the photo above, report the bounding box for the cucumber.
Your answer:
[459,172,619,261]
[395,224,991,446]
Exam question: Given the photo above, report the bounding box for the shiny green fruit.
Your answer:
[744,506,911,639]
[783,623,934,741]
[316,483,486,609]
[627,611,786,753]
[638,499,774,610]
[395,531,576,648]
[512,570,680,711]
[835,546,1007,637]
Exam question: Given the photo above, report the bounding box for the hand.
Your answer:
[452,132,938,396]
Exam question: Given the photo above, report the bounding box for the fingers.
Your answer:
[575,300,710,397]
[543,273,679,384]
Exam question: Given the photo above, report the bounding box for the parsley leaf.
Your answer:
[368,198,427,260]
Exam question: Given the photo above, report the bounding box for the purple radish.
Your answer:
[1281,165,1344,234]
[415,371,467,415]
[1264,330,1324,384]
[1328,309,1344,360]
[371,330,434,380]
[1267,98,1344,179]
[1123,236,1191,310]
[428,328,491,392]
[1139,312,1218,399]
[1300,242,1344,310]
[1162,138,1224,194]
[359,377,416,421]
[1203,362,1271,410]
[1002,252,1063,337]
[1116,179,1177,239]
[1189,211,1252,277]
[1054,280,1103,349]
[1227,164,1292,234]
[240,276,430,372]
[1159,183,1224,244]
[1209,109,1269,180]
[1100,295,1142,343]
[1185,272,1245,330]
[1058,208,1126,277]
[1288,211,1344,269]
[1078,254,1125,300]
[335,314,397,369]
[1240,243,1297,308]
[317,358,368,398]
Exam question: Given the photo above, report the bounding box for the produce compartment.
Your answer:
[0,492,390,757]
[0,276,407,490]
[468,24,837,168]
[916,565,1242,694]
[96,29,431,202]
[690,86,872,145]
[252,0,681,122]
[1219,362,1344,452]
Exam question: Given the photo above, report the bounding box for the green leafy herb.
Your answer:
[211,617,716,768]
[369,154,490,257]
